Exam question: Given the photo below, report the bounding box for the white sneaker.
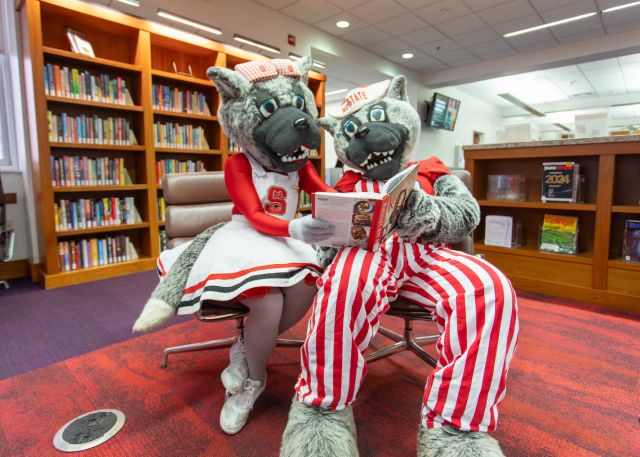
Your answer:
[221,338,248,395]
[219,378,266,434]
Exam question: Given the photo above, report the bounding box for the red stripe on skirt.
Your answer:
[183,262,322,294]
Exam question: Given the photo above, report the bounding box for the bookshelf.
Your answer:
[22,0,326,288]
[464,137,640,312]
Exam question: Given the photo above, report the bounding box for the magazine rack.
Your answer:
[465,137,640,312]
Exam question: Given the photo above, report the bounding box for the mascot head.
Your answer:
[207,56,320,173]
[318,75,420,181]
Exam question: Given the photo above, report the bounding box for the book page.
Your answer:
[378,164,419,241]
[311,164,418,251]
[313,192,380,249]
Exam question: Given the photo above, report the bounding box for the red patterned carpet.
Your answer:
[0,293,638,457]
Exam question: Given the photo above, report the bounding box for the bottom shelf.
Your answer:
[42,257,157,289]
[475,242,593,264]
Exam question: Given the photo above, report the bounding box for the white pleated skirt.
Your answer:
[157,215,321,314]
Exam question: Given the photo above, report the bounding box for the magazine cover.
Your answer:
[312,164,418,251]
[623,219,640,262]
[539,214,578,254]
[541,162,580,202]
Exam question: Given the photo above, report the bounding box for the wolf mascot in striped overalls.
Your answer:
[280,76,519,457]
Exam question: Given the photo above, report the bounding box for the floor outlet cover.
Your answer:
[53,409,125,452]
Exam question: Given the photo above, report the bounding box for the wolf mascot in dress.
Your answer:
[133,56,335,434]
[279,76,519,457]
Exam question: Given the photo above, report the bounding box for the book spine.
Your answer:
[368,197,390,252]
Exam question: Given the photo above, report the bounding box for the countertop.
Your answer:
[463,134,640,150]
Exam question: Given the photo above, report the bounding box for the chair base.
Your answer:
[365,318,439,367]
[160,317,305,368]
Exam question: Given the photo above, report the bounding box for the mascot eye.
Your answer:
[294,95,305,110]
[259,98,279,118]
[343,120,358,138]
[369,107,386,122]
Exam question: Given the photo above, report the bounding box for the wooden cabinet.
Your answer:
[22,0,326,288]
[465,138,640,312]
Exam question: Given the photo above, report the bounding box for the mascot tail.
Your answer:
[132,223,226,333]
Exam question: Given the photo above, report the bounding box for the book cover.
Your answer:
[623,219,640,262]
[66,28,95,57]
[539,214,578,255]
[541,162,580,202]
[312,164,418,252]
[484,215,513,248]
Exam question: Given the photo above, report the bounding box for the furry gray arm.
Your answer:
[316,246,339,270]
[396,174,480,244]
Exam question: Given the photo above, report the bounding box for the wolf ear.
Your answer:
[295,56,313,84]
[317,116,340,135]
[207,66,249,103]
[386,75,408,102]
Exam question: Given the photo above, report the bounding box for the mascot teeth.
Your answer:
[361,150,394,169]
[281,147,309,163]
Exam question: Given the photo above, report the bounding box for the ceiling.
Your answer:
[255,0,640,73]
[456,52,640,106]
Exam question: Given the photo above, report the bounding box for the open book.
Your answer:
[312,164,419,251]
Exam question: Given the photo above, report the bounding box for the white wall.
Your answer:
[415,86,501,167]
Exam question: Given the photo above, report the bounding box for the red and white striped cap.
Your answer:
[235,59,300,83]
[332,80,391,118]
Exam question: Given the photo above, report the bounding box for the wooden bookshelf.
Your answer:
[465,139,640,312]
[22,0,326,288]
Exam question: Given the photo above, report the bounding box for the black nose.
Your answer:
[294,118,309,130]
[355,126,370,139]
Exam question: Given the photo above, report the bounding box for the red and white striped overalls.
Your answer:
[294,173,519,432]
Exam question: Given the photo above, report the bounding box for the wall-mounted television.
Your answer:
[426,93,461,131]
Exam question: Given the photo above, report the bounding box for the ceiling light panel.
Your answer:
[491,75,569,104]
[602,1,640,13]
[233,34,281,54]
[157,10,221,35]
[504,12,597,37]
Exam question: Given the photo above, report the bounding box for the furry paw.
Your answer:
[280,399,359,457]
[132,298,175,333]
[316,246,339,270]
[396,189,440,240]
[417,426,505,457]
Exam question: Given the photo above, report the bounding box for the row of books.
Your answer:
[156,159,206,184]
[51,155,132,187]
[153,122,210,149]
[43,63,133,105]
[228,138,242,153]
[47,111,138,145]
[298,191,311,209]
[159,229,168,252]
[152,84,211,115]
[55,197,141,231]
[158,197,165,221]
[57,235,139,272]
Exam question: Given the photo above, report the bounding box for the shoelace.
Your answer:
[237,381,259,409]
